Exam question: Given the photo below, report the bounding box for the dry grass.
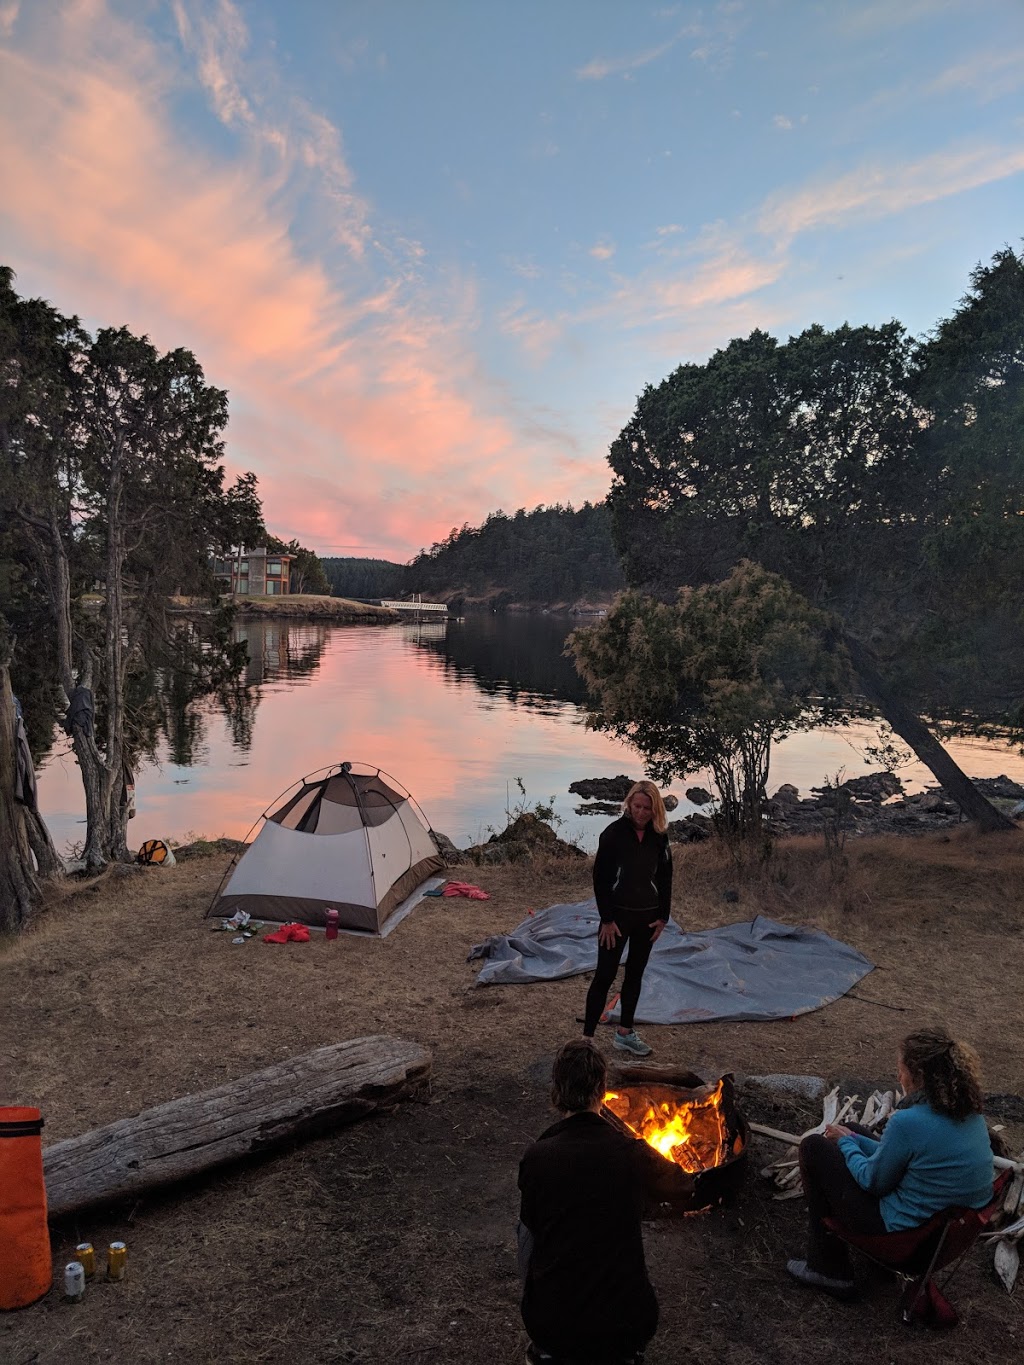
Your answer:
[2,830,1024,1364]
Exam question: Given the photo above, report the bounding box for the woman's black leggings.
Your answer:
[798,1127,886,1277]
[583,911,658,1035]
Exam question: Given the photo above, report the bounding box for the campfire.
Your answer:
[602,1070,748,1212]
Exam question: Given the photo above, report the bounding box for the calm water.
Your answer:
[35,613,1023,856]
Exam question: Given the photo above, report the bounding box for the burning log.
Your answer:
[601,1072,748,1212]
[43,1036,432,1218]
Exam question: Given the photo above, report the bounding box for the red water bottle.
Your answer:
[325,908,339,941]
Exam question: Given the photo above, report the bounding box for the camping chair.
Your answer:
[822,1170,1009,1327]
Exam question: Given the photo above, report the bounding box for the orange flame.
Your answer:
[604,1080,729,1175]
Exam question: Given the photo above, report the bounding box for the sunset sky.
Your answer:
[2,0,1022,561]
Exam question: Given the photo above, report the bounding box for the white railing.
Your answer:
[380,599,448,614]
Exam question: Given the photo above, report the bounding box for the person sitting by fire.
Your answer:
[583,781,672,1059]
[787,1026,995,1299]
[517,1038,692,1365]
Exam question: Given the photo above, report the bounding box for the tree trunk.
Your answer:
[30,510,112,869]
[843,633,1016,832]
[25,806,64,879]
[0,643,40,932]
[43,1035,432,1218]
[99,436,130,863]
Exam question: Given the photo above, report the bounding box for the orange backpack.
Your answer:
[0,1107,52,1309]
[136,838,175,865]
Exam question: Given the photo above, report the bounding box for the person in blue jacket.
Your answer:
[583,781,673,1058]
[787,1027,994,1298]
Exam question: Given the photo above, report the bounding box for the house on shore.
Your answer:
[213,547,295,596]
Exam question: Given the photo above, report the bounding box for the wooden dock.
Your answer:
[380,598,448,615]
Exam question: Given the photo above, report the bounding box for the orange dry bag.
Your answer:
[0,1107,52,1309]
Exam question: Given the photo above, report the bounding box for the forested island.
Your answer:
[322,499,623,609]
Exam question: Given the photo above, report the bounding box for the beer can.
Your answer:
[64,1261,86,1301]
[76,1242,96,1277]
[107,1240,128,1281]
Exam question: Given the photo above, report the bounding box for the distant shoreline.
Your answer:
[170,594,400,623]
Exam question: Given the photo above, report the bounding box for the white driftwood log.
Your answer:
[43,1035,432,1218]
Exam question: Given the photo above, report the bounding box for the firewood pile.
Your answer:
[755,1086,895,1200]
[983,1147,1024,1293]
[752,1086,1024,1292]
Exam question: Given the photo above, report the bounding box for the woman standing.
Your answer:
[787,1026,994,1299]
[582,780,672,1057]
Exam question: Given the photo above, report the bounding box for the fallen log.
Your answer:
[607,1062,707,1090]
[44,1035,431,1218]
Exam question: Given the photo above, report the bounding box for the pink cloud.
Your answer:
[759,141,1024,244]
[596,244,784,333]
[0,1,585,560]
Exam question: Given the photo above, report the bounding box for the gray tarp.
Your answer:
[467,900,873,1025]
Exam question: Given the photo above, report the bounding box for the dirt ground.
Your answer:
[2,829,1024,1365]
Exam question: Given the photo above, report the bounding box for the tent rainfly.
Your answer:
[210,763,445,935]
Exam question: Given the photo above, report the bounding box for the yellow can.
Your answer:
[75,1243,95,1277]
[107,1241,127,1281]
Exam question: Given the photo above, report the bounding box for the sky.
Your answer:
[1,1,1022,562]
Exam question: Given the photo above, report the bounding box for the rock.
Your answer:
[722,889,739,904]
[811,771,903,802]
[174,837,247,862]
[463,812,584,864]
[574,802,621,816]
[569,775,635,800]
[570,775,675,810]
[685,786,713,807]
[490,812,556,846]
[476,843,518,865]
[915,792,956,814]
[743,1074,826,1103]
[971,774,1024,800]
[985,1094,1024,1123]
[429,830,465,866]
[667,814,713,843]
[773,783,800,805]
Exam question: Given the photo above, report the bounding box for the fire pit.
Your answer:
[602,1069,749,1214]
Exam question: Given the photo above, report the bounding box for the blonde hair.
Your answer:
[901,1028,984,1121]
[622,780,668,835]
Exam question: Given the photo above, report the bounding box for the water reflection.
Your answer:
[235,619,330,687]
[33,614,1023,858]
[409,613,589,706]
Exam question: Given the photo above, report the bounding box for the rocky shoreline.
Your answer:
[176,773,1024,870]
[565,770,1024,844]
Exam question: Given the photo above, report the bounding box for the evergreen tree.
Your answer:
[606,249,1024,830]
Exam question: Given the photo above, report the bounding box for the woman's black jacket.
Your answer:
[592,815,672,924]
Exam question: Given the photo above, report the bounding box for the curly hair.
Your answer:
[622,780,668,835]
[550,1038,608,1114]
[901,1027,984,1121]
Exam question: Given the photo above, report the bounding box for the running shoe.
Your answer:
[613,1030,653,1057]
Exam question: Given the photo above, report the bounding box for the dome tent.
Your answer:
[210,762,445,935]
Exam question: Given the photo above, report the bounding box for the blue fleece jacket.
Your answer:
[837,1098,993,1231]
